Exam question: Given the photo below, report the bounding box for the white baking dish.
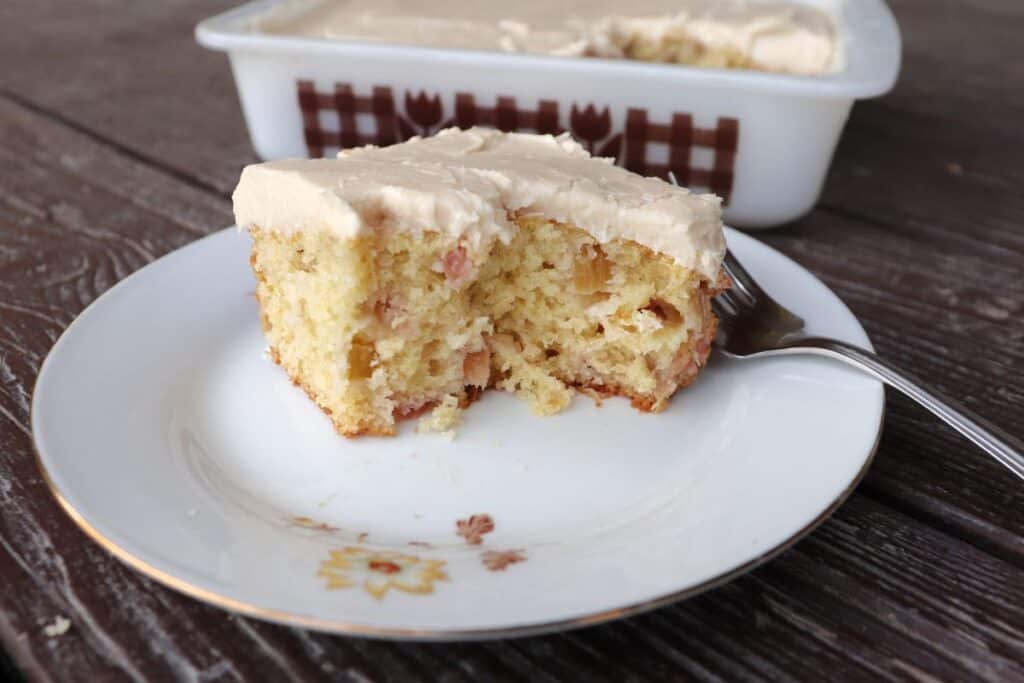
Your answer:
[197,0,900,228]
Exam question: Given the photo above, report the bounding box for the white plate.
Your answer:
[32,227,883,640]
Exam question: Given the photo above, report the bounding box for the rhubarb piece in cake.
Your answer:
[233,128,726,436]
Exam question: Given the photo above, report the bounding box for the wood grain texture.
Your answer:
[0,0,253,197]
[0,0,1022,680]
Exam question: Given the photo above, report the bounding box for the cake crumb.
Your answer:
[416,395,462,436]
[43,616,71,638]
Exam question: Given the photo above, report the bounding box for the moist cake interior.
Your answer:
[250,214,720,436]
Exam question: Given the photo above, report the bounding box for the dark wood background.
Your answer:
[1,1,1022,680]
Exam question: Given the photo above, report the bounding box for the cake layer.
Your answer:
[233,128,725,281]
[261,0,838,75]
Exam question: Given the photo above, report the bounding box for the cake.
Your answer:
[582,4,837,75]
[233,128,727,436]
[262,0,838,76]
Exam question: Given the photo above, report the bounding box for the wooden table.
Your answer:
[2,1,1022,680]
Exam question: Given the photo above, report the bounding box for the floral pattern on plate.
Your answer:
[318,547,448,599]
[482,550,526,571]
[456,514,494,545]
[290,516,339,533]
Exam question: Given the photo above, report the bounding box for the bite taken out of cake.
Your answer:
[232,128,728,437]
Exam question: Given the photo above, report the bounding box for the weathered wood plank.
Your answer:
[818,0,1024,253]
[0,0,251,197]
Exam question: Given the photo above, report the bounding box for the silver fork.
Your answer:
[712,247,1024,480]
[664,171,1023,478]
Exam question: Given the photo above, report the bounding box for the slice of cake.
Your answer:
[233,128,726,436]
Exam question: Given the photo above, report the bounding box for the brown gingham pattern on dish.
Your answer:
[297,80,737,204]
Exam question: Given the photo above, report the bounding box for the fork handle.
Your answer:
[782,337,1024,480]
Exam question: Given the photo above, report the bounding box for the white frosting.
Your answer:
[261,0,838,75]
[233,128,724,279]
